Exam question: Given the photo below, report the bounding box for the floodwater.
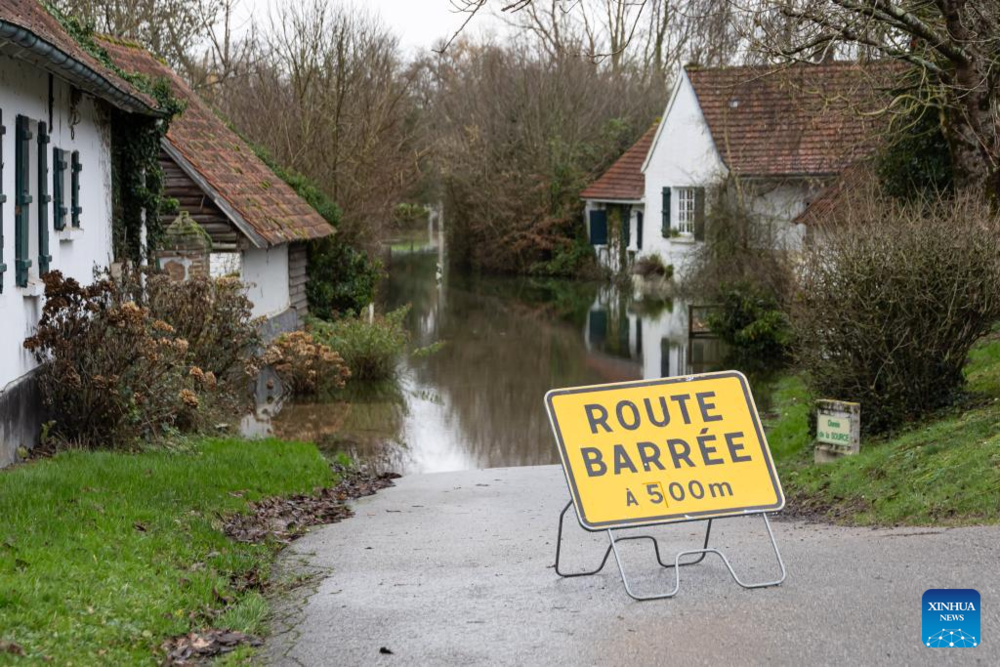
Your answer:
[256,235,766,475]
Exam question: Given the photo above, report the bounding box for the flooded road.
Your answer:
[264,244,752,474]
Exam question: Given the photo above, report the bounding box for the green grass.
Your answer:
[0,438,334,665]
[765,335,1000,526]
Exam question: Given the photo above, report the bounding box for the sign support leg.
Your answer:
[555,501,711,578]
[607,512,787,601]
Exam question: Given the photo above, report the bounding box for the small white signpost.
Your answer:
[814,399,861,463]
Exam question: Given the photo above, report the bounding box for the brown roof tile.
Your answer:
[0,0,156,113]
[687,61,892,177]
[795,161,874,225]
[101,39,333,246]
[581,122,658,201]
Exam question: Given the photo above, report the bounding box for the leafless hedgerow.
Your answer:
[793,186,1000,433]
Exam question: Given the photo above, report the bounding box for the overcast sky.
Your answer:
[234,0,508,57]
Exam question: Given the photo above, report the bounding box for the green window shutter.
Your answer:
[661,187,671,237]
[0,112,7,293]
[621,208,631,247]
[15,116,33,288]
[71,150,82,228]
[636,211,643,250]
[589,209,608,245]
[37,122,51,275]
[693,187,706,242]
[53,147,67,231]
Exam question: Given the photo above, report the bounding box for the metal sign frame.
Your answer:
[546,371,787,600]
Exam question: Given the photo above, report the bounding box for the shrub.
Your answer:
[530,235,601,279]
[306,236,383,320]
[632,254,673,280]
[793,189,1000,433]
[306,306,410,382]
[23,272,209,447]
[708,281,792,363]
[685,178,794,302]
[249,141,383,320]
[264,331,350,396]
[142,272,261,383]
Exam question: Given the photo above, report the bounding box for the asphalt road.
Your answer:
[266,465,999,666]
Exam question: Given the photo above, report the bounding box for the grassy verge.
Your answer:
[764,335,1000,526]
[0,438,334,664]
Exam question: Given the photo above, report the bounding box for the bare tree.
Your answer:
[739,0,1000,196]
[53,0,205,74]
[418,27,663,274]
[214,0,423,247]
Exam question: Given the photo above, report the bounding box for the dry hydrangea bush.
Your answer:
[264,331,351,397]
[24,272,209,447]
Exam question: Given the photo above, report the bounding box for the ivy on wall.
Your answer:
[44,4,185,263]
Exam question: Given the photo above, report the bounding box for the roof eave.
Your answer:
[161,139,271,248]
[0,20,162,116]
[581,195,644,204]
[730,170,842,180]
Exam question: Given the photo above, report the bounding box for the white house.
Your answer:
[0,0,162,465]
[580,122,657,273]
[102,39,334,334]
[583,62,884,276]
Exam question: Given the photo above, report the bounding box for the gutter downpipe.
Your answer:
[0,21,161,116]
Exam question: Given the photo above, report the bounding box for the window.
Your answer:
[676,187,696,235]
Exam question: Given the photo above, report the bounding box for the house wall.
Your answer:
[0,56,114,394]
[639,70,812,279]
[242,243,290,319]
[0,56,117,465]
[583,199,643,273]
[641,71,725,277]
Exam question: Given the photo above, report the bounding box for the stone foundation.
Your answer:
[0,372,45,468]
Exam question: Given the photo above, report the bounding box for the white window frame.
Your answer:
[676,187,696,236]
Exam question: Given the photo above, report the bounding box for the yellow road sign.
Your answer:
[545,371,784,530]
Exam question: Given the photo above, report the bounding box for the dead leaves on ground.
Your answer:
[223,467,399,545]
[158,466,399,664]
[160,629,262,665]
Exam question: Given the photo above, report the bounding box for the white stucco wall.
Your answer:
[640,70,726,277]
[241,244,290,318]
[0,56,115,391]
[638,69,815,279]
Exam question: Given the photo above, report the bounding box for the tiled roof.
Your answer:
[101,39,333,247]
[0,1,156,113]
[687,61,890,177]
[581,122,658,201]
[796,161,873,225]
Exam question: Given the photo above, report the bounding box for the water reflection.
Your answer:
[261,245,756,474]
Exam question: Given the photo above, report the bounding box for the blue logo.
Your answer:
[923,589,980,648]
